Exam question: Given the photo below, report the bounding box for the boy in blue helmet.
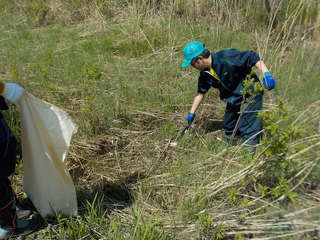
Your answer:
[182,42,276,145]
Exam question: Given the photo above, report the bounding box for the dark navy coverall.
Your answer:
[197,49,264,145]
[0,96,17,200]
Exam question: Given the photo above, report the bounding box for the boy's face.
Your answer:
[191,56,210,71]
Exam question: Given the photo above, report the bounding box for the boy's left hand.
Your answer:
[263,72,276,90]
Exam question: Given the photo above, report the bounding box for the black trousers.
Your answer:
[0,178,12,200]
[0,112,17,200]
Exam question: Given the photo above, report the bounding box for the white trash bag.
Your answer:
[17,92,78,218]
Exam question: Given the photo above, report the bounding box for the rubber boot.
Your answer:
[0,192,39,239]
[16,207,32,219]
[0,192,16,239]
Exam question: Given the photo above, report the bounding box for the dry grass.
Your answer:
[2,0,319,239]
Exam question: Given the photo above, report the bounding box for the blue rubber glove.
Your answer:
[263,72,276,90]
[186,113,196,126]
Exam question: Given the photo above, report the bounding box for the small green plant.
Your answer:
[258,99,301,173]
[80,94,95,115]
[240,74,263,104]
[258,183,269,196]
[258,176,298,202]
[227,74,263,145]
[45,194,108,239]
[9,64,19,82]
[229,189,250,207]
[9,53,20,82]
[130,206,166,240]
[241,198,250,208]
[83,62,102,81]
[198,212,225,239]
[181,187,211,220]
[235,235,245,240]
[251,100,302,201]
[229,188,240,204]
[84,193,108,225]
[31,50,53,80]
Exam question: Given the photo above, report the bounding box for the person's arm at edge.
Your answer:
[0,82,5,94]
[255,60,269,74]
[0,82,25,104]
[190,92,204,113]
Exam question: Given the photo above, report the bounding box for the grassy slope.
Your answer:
[0,0,319,239]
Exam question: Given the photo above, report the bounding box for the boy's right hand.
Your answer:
[0,83,25,104]
[186,113,196,125]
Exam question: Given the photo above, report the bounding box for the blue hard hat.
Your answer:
[181,42,205,68]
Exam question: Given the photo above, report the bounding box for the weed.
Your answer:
[259,99,301,173]
[31,50,53,80]
[131,205,166,240]
[197,212,225,239]
[227,73,263,146]
[258,177,298,203]
[229,188,240,204]
[83,62,102,81]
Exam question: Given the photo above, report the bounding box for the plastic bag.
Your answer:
[17,92,78,218]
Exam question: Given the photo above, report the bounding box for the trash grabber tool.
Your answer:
[170,124,191,147]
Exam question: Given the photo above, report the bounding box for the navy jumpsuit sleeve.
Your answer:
[219,49,260,68]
